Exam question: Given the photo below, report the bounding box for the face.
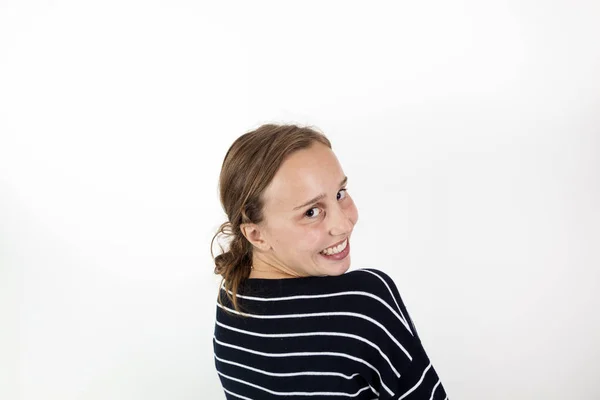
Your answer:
[243,141,359,278]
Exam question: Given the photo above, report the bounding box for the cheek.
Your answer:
[297,227,324,254]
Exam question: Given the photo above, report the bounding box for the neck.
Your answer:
[249,254,299,279]
[249,267,296,279]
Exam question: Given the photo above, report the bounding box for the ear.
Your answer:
[240,222,270,251]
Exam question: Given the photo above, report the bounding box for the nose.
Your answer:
[328,204,353,237]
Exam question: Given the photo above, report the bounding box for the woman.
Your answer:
[212,124,449,399]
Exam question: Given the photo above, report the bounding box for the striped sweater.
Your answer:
[213,268,449,399]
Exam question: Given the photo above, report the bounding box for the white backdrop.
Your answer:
[1,1,599,399]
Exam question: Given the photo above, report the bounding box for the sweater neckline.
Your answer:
[243,274,329,285]
[235,273,340,296]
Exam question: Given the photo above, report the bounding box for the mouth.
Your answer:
[319,237,350,259]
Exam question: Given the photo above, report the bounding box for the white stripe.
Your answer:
[221,280,412,334]
[216,302,412,362]
[399,362,432,400]
[357,269,414,336]
[429,379,441,400]
[214,336,390,397]
[216,320,401,377]
[223,387,253,400]
[214,353,361,380]
[217,370,373,397]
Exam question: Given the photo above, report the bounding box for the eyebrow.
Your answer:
[293,176,348,211]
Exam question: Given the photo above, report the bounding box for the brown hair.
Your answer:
[211,124,332,314]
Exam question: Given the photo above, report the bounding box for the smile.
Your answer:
[320,238,348,255]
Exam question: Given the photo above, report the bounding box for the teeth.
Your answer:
[321,239,348,255]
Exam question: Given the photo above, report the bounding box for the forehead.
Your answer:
[263,143,343,213]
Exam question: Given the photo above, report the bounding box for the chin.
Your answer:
[329,259,351,276]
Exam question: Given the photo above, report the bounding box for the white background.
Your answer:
[1,0,599,399]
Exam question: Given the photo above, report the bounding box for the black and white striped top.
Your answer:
[213,268,449,399]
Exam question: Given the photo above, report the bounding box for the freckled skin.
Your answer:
[241,142,359,279]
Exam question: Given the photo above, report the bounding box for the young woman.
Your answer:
[211,124,449,399]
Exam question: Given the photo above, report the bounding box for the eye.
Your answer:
[304,188,349,219]
[305,207,321,219]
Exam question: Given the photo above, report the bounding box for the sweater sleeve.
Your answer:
[356,268,449,400]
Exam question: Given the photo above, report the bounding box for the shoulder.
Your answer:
[336,267,406,319]
[341,268,418,338]
[342,267,400,300]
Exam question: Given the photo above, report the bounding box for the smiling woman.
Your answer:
[242,136,358,280]
[211,124,449,399]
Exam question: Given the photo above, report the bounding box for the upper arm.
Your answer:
[353,268,448,400]
[358,268,420,340]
